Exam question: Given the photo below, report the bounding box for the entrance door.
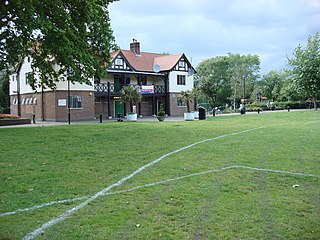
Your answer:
[115,101,124,117]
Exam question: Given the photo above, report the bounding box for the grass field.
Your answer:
[1,111,319,239]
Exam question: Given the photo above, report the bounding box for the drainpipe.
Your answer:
[16,73,21,117]
[41,84,45,121]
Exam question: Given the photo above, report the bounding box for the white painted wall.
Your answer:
[168,71,194,93]
[9,56,94,96]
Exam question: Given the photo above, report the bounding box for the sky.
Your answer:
[108,0,320,76]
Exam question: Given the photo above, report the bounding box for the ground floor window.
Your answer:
[177,99,186,107]
[68,95,82,108]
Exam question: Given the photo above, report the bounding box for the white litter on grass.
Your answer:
[22,126,267,240]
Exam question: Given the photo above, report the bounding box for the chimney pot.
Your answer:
[130,40,140,55]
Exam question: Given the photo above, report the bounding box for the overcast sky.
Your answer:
[108,0,319,75]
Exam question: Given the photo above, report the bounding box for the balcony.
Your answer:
[94,83,165,95]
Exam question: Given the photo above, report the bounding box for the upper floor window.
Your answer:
[178,60,185,68]
[25,72,31,85]
[177,75,186,85]
[115,58,123,66]
[68,95,82,109]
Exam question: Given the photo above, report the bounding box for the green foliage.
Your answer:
[0,71,10,113]
[288,32,320,109]
[121,86,142,113]
[259,70,286,101]
[196,53,260,109]
[157,104,165,117]
[246,102,269,111]
[0,0,117,89]
[178,90,194,112]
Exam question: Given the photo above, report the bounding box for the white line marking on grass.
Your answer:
[2,164,318,218]
[22,126,267,240]
[0,196,88,217]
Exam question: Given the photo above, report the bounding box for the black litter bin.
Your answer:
[117,114,123,122]
[198,107,206,120]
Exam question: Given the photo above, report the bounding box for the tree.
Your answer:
[228,53,260,110]
[196,56,231,108]
[288,32,320,110]
[0,71,10,113]
[196,53,260,111]
[121,86,142,114]
[260,70,286,101]
[178,90,194,113]
[0,0,117,90]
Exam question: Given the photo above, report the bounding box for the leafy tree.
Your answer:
[178,90,194,113]
[0,71,10,113]
[228,53,260,110]
[288,32,320,110]
[196,56,231,108]
[260,70,286,101]
[0,0,117,90]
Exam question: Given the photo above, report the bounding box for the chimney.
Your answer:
[130,38,140,55]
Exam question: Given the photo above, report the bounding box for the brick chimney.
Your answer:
[130,38,140,55]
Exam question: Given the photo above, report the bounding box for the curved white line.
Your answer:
[1,164,318,218]
[23,126,268,239]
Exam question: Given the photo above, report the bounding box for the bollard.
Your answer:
[100,114,102,123]
[33,114,36,124]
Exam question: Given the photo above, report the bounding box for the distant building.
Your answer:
[9,40,196,121]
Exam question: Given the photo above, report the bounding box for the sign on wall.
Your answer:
[140,85,154,94]
[58,99,67,106]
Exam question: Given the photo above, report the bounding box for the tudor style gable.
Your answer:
[110,52,133,71]
[172,54,195,73]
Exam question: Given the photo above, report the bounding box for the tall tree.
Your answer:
[0,0,117,90]
[0,71,10,113]
[260,70,286,101]
[288,32,320,110]
[228,53,260,110]
[196,56,231,108]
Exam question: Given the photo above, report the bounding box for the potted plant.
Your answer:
[179,90,195,121]
[157,104,166,121]
[121,85,142,121]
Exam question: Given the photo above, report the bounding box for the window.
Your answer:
[115,58,123,66]
[95,96,102,103]
[21,98,25,105]
[140,76,147,85]
[68,96,82,109]
[13,98,17,105]
[177,99,186,107]
[12,75,15,82]
[25,98,29,104]
[179,60,185,68]
[25,72,31,85]
[33,98,37,105]
[177,75,186,85]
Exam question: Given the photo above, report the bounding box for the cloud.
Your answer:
[109,0,319,74]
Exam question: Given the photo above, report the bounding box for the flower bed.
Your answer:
[0,114,31,126]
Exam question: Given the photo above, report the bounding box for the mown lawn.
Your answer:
[0,111,319,239]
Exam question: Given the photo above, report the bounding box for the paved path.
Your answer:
[0,109,312,129]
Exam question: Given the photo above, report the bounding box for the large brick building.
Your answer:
[9,40,195,121]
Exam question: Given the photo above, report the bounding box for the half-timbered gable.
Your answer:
[110,52,133,71]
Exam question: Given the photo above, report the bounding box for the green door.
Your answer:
[115,101,124,116]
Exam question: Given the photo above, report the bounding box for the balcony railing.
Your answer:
[94,83,165,94]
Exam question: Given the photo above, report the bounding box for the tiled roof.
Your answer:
[110,50,183,72]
